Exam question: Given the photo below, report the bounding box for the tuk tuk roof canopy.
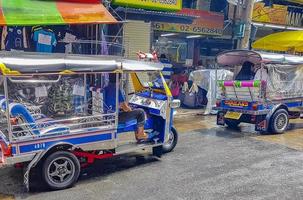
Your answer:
[252,31,303,53]
[0,0,117,26]
[216,50,303,66]
[0,52,165,75]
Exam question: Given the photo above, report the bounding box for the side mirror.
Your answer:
[170,99,181,109]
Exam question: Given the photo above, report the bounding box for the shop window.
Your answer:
[183,0,211,11]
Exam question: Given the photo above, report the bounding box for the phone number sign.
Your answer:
[153,23,223,36]
[154,9,224,36]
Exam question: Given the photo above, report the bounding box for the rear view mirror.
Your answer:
[170,99,181,109]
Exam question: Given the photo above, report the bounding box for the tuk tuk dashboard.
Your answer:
[129,91,167,118]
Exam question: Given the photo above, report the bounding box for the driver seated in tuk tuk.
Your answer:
[235,61,255,81]
[104,74,150,142]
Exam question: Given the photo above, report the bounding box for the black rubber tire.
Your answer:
[225,119,241,129]
[269,109,289,134]
[162,127,178,153]
[42,151,80,190]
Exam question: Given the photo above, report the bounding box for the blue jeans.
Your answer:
[118,108,146,128]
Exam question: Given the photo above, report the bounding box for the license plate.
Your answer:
[225,112,242,120]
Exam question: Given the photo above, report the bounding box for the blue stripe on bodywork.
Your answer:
[18,133,112,154]
[285,101,303,108]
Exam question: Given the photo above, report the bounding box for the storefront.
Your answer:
[153,8,226,69]
[0,0,119,55]
[111,0,197,59]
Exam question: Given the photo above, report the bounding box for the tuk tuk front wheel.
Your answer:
[42,151,80,190]
[162,127,178,153]
[270,109,289,134]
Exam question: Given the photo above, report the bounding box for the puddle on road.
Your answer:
[175,115,303,151]
[174,115,217,133]
[0,194,14,200]
[254,120,303,151]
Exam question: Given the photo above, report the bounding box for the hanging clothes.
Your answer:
[54,26,68,53]
[101,30,109,55]
[63,32,77,54]
[33,28,57,53]
[1,26,29,51]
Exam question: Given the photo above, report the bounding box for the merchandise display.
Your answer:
[1,26,29,51]
[33,28,57,52]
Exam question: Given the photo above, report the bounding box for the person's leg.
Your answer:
[132,109,147,140]
[118,109,147,140]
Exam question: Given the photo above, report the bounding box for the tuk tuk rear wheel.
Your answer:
[162,127,178,153]
[270,109,289,134]
[42,151,80,190]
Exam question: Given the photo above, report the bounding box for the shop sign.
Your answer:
[253,3,288,25]
[112,0,182,12]
[153,9,224,36]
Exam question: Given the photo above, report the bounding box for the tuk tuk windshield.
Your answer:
[136,72,164,90]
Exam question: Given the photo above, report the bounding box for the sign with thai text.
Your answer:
[253,3,288,25]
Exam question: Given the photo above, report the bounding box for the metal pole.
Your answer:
[95,24,99,55]
[239,0,254,49]
[114,72,119,147]
[3,77,11,141]
[84,74,87,113]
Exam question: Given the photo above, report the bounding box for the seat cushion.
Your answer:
[10,103,69,136]
[10,103,40,135]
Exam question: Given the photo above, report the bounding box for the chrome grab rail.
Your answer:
[10,113,116,141]
[8,75,62,84]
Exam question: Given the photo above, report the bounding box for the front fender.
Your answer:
[32,142,74,168]
[265,104,288,122]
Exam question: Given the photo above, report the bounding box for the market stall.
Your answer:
[0,0,119,55]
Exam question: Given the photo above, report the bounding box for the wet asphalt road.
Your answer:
[1,116,303,200]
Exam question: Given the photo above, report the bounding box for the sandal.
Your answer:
[136,131,160,144]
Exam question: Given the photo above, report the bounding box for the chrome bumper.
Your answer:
[1,153,37,167]
[214,107,270,115]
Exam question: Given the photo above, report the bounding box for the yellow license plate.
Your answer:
[225,112,242,120]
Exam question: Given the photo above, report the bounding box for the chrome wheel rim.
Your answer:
[275,113,288,131]
[164,131,175,148]
[47,156,75,185]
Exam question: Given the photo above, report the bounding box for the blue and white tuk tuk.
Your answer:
[0,52,180,191]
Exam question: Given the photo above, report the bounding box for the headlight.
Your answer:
[170,99,181,109]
